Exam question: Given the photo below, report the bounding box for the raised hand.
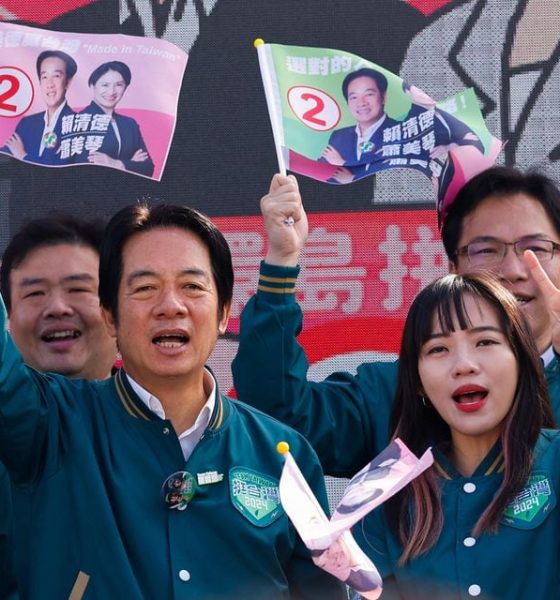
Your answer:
[523,249,560,353]
[261,174,308,267]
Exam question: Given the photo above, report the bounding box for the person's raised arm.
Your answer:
[232,174,393,478]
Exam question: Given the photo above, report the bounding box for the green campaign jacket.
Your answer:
[0,296,344,600]
[0,465,17,599]
[232,262,560,479]
[359,431,560,599]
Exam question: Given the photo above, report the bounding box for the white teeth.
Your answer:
[462,397,480,405]
[156,340,183,348]
[44,330,79,340]
[154,334,187,348]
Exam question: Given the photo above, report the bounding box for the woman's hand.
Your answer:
[130,149,149,162]
[88,151,124,170]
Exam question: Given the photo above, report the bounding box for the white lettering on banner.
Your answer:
[59,139,70,160]
[383,125,402,143]
[401,116,419,139]
[402,140,422,155]
[227,232,264,265]
[0,30,81,54]
[300,227,366,314]
[286,55,353,76]
[300,270,366,314]
[286,56,307,74]
[379,225,407,311]
[421,131,436,152]
[307,57,330,76]
[410,226,448,286]
[225,222,445,319]
[84,135,104,152]
[301,227,353,265]
[382,144,401,157]
[379,225,447,311]
[418,110,434,132]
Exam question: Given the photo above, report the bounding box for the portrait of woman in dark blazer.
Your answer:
[80,61,154,177]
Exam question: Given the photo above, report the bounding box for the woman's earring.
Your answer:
[420,396,428,407]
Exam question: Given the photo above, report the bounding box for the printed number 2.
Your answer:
[0,75,19,112]
[301,93,326,127]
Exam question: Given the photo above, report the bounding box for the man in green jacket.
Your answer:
[0,215,118,599]
[0,203,344,599]
[232,166,560,478]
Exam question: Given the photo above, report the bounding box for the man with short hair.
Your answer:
[321,67,398,183]
[3,50,77,165]
[232,167,560,478]
[0,214,118,599]
[0,203,344,598]
[0,215,117,379]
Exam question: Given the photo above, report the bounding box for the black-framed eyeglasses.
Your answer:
[454,237,560,266]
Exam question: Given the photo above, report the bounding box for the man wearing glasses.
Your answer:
[442,166,560,368]
[232,166,560,479]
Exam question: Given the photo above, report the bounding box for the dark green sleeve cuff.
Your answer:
[257,261,301,304]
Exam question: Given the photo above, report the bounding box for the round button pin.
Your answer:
[162,471,197,510]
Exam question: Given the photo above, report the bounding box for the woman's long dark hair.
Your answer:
[385,273,554,564]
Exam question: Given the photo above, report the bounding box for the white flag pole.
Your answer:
[254,39,287,176]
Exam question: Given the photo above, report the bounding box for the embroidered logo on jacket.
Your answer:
[229,468,283,527]
[502,473,556,529]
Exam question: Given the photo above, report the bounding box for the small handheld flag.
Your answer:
[277,438,433,599]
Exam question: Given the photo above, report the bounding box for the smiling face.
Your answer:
[454,193,560,353]
[418,294,518,450]
[103,227,230,393]
[8,243,116,379]
[91,69,127,113]
[39,56,70,113]
[346,76,385,131]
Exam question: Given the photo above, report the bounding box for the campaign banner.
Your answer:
[212,208,443,395]
[256,42,501,224]
[277,439,433,599]
[0,22,187,180]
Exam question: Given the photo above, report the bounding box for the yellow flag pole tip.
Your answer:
[254,38,265,48]
[276,441,290,455]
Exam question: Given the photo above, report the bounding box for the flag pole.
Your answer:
[254,39,287,175]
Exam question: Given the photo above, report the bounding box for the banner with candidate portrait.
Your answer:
[0,22,187,181]
[256,42,501,224]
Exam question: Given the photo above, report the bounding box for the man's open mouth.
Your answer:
[42,330,81,343]
[152,333,189,348]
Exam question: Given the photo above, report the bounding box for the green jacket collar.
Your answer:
[113,369,228,431]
